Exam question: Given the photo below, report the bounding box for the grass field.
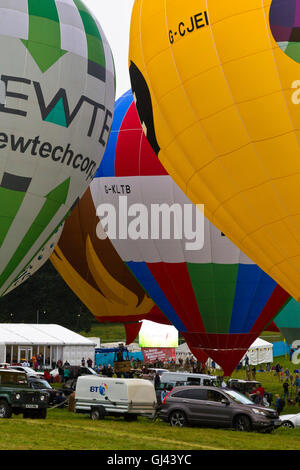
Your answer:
[1,351,300,451]
[2,407,300,451]
[2,325,298,451]
[79,322,128,344]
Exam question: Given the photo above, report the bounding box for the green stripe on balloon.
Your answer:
[73,0,106,81]
[0,178,70,290]
[187,263,239,334]
[0,173,32,247]
[22,0,67,73]
[0,189,27,247]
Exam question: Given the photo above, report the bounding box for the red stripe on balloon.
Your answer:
[250,285,290,334]
[124,322,142,345]
[183,332,257,376]
[146,262,205,332]
[115,102,167,177]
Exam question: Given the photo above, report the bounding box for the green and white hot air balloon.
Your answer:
[0,0,115,296]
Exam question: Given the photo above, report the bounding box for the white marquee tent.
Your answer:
[0,324,97,367]
[177,337,273,368]
[242,337,273,366]
[176,342,196,362]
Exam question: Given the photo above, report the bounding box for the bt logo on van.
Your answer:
[90,384,108,396]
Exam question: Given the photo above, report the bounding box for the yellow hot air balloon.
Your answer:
[129,0,300,302]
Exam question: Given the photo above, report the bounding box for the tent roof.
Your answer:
[0,324,97,346]
[176,338,273,358]
[176,342,193,353]
[249,337,273,349]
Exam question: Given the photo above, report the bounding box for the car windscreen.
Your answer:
[0,372,28,385]
[30,380,52,389]
[224,389,254,405]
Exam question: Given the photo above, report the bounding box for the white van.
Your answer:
[160,371,217,386]
[75,376,157,421]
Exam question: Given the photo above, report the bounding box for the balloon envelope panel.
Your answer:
[274,298,300,345]
[93,90,290,375]
[50,185,169,345]
[0,0,115,295]
[129,0,300,305]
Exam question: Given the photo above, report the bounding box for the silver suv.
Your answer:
[159,386,281,432]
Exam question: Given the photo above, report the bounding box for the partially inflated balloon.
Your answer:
[273,299,300,345]
[50,186,170,345]
[6,222,64,295]
[129,0,300,303]
[0,0,115,295]
[92,90,290,375]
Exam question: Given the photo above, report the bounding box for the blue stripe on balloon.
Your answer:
[229,264,277,333]
[125,260,187,332]
[96,90,133,178]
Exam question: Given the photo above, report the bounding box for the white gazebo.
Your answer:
[176,337,273,368]
[242,337,273,366]
[176,342,196,363]
[0,324,97,367]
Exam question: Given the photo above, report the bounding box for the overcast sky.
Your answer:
[84,0,135,99]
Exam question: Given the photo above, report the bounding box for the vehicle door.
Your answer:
[169,388,209,424]
[294,413,300,427]
[205,389,233,425]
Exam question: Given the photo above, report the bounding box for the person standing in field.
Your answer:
[283,379,290,402]
[294,375,300,395]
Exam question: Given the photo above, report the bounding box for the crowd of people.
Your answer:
[14,348,300,418]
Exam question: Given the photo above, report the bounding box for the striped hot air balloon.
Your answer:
[0,0,115,295]
[273,298,300,346]
[128,0,300,308]
[50,184,172,345]
[91,90,290,376]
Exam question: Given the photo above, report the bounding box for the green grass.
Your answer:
[2,353,299,450]
[260,331,284,342]
[79,322,186,345]
[79,322,128,344]
[1,407,300,450]
[3,325,300,450]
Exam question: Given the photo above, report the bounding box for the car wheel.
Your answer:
[90,408,105,421]
[281,421,294,429]
[90,409,101,420]
[0,400,12,419]
[169,410,187,427]
[234,415,252,432]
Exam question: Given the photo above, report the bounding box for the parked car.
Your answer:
[5,365,44,378]
[159,385,281,432]
[58,378,78,397]
[50,366,96,380]
[0,369,48,419]
[279,412,300,428]
[160,371,217,387]
[227,379,273,405]
[148,368,169,377]
[27,377,64,406]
